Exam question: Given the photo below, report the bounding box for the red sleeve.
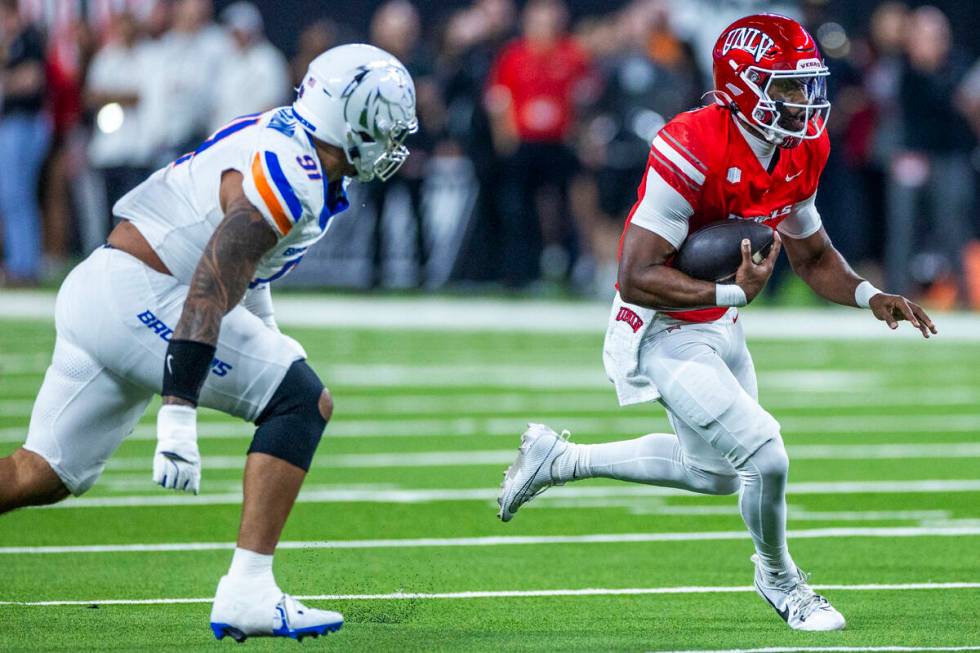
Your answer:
[647,113,712,211]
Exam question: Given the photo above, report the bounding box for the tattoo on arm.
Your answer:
[172,196,278,345]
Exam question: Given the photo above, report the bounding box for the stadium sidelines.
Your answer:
[34,480,980,508]
[3,526,980,555]
[2,582,978,607]
[3,291,980,340]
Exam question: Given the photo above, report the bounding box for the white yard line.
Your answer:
[31,480,980,509]
[97,442,980,473]
[785,442,980,460]
[3,526,980,555]
[4,291,980,340]
[657,647,980,653]
[2,582,978,607]
[4,387,980,420]
[5,412,979,444]
[0,359,877,391]
[537,499,951,523]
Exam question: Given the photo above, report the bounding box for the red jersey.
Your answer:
[620,105,830,322]
[487,37,589,142]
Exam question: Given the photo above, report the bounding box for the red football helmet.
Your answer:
[711,14,830,148]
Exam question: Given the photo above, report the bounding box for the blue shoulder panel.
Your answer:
[267,109,296,137]
[264,151,303,221]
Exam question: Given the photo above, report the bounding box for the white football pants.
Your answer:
[586,300,794,575]
[22,247,304,495]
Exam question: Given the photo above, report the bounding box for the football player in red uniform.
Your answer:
[497,14,936,632]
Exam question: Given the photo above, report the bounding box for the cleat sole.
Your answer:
[211,623,247,643]
[212,620,342,642]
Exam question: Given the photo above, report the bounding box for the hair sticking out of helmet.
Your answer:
[292,43,418,181]
[711,14,830,148]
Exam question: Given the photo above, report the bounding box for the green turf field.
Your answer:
[1,316,979,652]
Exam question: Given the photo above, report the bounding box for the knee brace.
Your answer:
[248,360,327,471]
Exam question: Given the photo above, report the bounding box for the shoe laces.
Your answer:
[786,569,831,620]
[519,427,573,500]
[519,425,570,453]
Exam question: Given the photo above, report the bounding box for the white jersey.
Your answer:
[114,107,350,288]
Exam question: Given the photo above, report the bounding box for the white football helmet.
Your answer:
[292,43,418,182]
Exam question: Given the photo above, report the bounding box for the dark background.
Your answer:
[213,0,980,58]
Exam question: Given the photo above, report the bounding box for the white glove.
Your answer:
[153,404,201,494]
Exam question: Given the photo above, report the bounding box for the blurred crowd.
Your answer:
[1,0,979,308]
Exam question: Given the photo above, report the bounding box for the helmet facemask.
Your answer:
[740,67,830,148]
[340,64,419,182]
[345,115,418,182]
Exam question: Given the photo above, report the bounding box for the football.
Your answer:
[674,220,775,283]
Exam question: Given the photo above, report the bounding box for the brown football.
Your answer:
[674,220,774,282]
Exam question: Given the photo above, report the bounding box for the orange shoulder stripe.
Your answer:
[251,153,292,235]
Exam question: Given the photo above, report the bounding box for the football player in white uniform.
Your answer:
[0,44,417,642]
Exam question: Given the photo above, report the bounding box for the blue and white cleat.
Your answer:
[210,575,344,643]
[497,423,571,522]
[752,555,846,631]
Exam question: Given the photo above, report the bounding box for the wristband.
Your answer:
[715,283,747,307]
[854,280,881,309]
[162,339,216,406]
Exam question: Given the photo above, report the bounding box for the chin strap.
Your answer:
[736,111,782,145]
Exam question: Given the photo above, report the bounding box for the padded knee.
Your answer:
[249,360,327,471]
[743,437,789,481]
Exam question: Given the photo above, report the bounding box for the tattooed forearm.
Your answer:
[172,196,278,344]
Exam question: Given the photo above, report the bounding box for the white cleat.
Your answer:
[497,423,571,522]
[209,575,344,642]
[752,555,846,631]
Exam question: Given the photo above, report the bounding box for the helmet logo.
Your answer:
[721,27,775,63]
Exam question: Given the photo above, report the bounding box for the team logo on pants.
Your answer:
[615,307,644,333]
[136,310,234,377]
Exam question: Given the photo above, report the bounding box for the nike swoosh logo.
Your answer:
[785,171,803,182]
[166,354,174,376]
[756,580,791,622]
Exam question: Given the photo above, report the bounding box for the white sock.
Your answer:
[227,547,276,586]
[550,441,589,483]
[552,434,740,495]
